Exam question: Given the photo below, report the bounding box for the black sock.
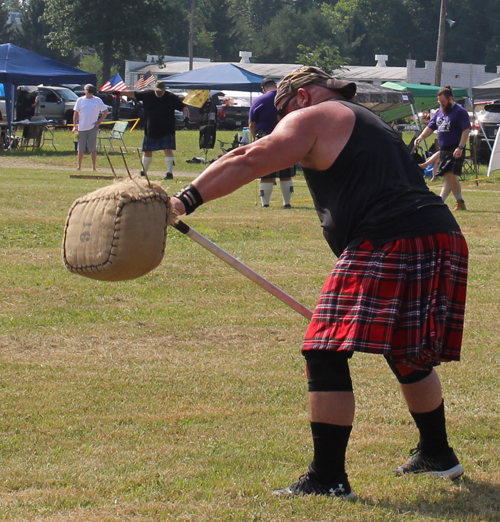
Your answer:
[410,400,450,456]
[310,422,352,482]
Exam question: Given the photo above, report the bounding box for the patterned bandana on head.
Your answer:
[274,66,357,107]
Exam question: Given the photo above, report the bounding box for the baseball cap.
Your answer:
[275,66,356,106]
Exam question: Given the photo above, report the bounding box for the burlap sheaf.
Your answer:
[62,177,175,281]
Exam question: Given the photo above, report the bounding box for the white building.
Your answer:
[337,55,500,96]
[125,52,500,97]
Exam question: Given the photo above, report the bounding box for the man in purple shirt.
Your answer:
[249,78,295,207]
[415,86,470,210]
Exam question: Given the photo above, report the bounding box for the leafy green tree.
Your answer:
[157,0,190,57]
[297,44,348,75]
[13,0,68,62]
[252,6,340,64]
[1,1,13,44]
[43,0,165,81]
[79,53,119,89]
[196,0,241,61]
[240,0,289,32]
[321,0,365,63]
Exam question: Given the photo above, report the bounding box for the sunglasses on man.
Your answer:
[277,91,298,120]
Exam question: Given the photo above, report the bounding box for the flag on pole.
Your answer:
[100,74,128,92]
[134,71,156,90]
[183,89,209,108]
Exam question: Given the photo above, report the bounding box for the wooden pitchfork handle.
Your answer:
[172,220,314,321]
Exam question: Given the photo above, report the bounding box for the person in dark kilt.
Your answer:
[123,81,189,179]
[171,67,468,498]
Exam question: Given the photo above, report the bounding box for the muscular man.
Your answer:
[122,81,189,180]
[171,67,468,498]
[415,86,471,210]
[72,84,109,171]
[249,78,295,208]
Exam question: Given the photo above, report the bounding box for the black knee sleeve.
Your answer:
[303,350,353,392]
[385,356,433,385]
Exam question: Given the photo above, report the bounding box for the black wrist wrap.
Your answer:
[174,184,203,215]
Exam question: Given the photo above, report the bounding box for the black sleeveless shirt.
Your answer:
[302,100,460,257]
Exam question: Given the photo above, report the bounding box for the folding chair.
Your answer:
[460,148,476,181]
[98,121,128,152]
[20,122,43,150]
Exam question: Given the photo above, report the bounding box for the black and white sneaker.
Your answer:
[273,466,355,498]
[394,445,464,479]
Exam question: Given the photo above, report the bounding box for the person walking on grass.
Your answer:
[122,81,189,180]
[171,66,468,499]
[72,84,109,171]
[249,78,295,208]
[415,85,471,210]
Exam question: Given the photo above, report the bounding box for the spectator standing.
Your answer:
[249,78,295,207]
[171,66,468,498]
[415,86,470,210]
[72,84,109,171]
[122,81,189,180]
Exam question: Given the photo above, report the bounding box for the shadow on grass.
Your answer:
[361,477,500,521]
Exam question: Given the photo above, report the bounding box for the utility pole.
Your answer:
[435,0,448,86]
[189,0,195,71]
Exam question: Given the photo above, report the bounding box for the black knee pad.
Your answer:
[385,356,432,385]
[303,350,353,392]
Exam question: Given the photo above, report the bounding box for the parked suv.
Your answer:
[470,101,500,164]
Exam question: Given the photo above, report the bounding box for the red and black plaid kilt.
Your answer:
[303,232,468,370]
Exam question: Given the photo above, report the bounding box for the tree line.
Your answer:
[1,0,499,84]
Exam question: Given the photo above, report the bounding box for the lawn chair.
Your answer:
[98,121,128,152]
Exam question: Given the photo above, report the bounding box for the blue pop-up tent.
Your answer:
[161,64,265,92]
[0,43,96,134]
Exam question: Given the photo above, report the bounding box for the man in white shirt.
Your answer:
[73,84,109,171]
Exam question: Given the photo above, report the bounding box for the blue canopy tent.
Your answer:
[0,43,96,138]
[161,64,265,92]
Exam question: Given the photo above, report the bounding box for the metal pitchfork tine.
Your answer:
[103,146,119,181]
[120,146,152,187]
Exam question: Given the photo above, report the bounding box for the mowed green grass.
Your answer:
[0,132,499,521]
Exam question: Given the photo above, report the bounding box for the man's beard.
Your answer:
[442,100,454,115]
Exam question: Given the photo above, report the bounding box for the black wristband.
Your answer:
[174,184,203,215]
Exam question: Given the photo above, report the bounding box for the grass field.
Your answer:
[1,130,499,521]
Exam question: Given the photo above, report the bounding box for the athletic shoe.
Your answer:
[453,199,466,211]
[394,445,464,479]
[164,172,173,180]
[262,204,269,208]
[283,204,292,208]
[273,466,355,498]
[140,170,146,177]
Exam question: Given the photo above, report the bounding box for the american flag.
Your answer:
[100,74,128,92]
[134,71,156,90]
